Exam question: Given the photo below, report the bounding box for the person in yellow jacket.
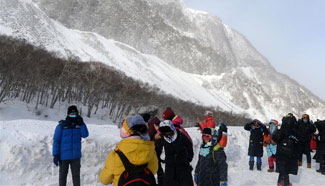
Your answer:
[99,114,158,186]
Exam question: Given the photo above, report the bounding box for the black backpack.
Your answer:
[115,150,156,186]
[277,135,298,158]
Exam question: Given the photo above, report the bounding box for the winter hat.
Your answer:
[163,108,175,120]
[204,110,213,116]
[119,114,149,140]
[67,105,78,115]
[159,120,177,143]
[202,128,212,135]
[269,119,279,126]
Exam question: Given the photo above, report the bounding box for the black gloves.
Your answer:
[53,155,60,166]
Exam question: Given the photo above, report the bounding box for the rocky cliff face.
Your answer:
[1,0,324,120]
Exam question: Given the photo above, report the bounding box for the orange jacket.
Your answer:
[200,116,216,130]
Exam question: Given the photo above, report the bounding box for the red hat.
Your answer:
[163,108,175,120]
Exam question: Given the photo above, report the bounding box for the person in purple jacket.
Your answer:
[53,105,89,186]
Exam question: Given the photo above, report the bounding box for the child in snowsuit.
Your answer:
[158,120,194,186]
[244,119,268,170]
[263,119,279,172]
[195,126,228,186]
[272,114,299,186]
[99,114,158,186]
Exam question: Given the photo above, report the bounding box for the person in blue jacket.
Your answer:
[53,105,89,186]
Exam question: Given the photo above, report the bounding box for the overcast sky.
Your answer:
[183,0,325,101]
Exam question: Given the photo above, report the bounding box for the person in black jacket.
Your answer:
[158,120,194,186]
[296,114,316,168]
[314,119,325,174]
[272,114,299,186]
[244,119,268,170]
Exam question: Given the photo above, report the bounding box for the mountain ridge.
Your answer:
[1,0,324,120]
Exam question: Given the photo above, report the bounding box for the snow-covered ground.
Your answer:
[0,119,324,186]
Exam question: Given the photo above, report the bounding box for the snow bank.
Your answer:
[0,120,323,186]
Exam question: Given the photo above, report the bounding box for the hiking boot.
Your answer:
[249,161,254,170]
[307,163,311,168]
[267,168,274,172]
[298,161,302,166]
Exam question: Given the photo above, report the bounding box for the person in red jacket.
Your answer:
[196,110,216,132]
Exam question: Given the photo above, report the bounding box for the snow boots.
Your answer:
[307,163,311,168]
[298,161,302,166]
[249,161,254,170]
[257,162,262,171]
[267,166,274,172]
[316,164,325,175]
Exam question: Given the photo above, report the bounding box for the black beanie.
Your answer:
[202,128,212,135]
[67,105,78,115]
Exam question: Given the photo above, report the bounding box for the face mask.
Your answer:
[69,114,77,118]
[303,119,308,123]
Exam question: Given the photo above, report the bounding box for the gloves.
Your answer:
[220,181,227,186]
[53,155,60,166]
[213,144,221,151]
[194,174,198,185]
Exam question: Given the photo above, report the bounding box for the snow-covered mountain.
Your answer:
[1,0,324,121]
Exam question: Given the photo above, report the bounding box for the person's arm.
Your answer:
[262,124,269,135]
[244,122,253,131]
[53,125,62,156]
[80,123,89,138]
[99,152,115,185]
[147,151,158,174]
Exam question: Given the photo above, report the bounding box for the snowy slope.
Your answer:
[0,119,324,186]
[1,0,325,121]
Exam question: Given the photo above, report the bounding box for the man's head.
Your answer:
[253,119,260,126]
[67,105,78,117]
[302,114,310,123]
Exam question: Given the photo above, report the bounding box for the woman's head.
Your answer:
[159,120,177,143]
[119,114,149,140]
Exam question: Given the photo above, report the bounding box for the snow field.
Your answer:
[1,120,324,185]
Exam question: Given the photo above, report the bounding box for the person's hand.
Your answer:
[196,118,201,123]
[213,144,221,151]
[53,155,60,166]
[154,133,161,140]
[220,181,227,186]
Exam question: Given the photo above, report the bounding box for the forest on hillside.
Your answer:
[0,36,251,126]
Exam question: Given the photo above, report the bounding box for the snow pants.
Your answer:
[59,158,80,186]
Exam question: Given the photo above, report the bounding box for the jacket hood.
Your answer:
[115,138,155,165]
[172,115,183,125]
